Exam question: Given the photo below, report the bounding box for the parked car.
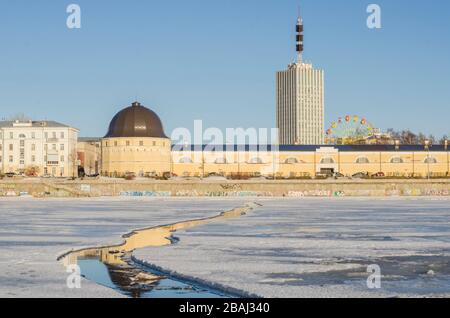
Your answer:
[333,172,345,179]
[315,173,329,180]
[171,176,199,181]
[5,172,16,178]
[203,173,227,181]
[124,172,136,180]
[250,176,268,181]
[154,172,177,180]
[145,171,158,178]
[205,172,222,177]
[352,172,368,179]
[371,172,385,178]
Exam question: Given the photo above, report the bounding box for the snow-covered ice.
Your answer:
[2,196,450,298]
[0,197,248,298]
[134,197,450,298]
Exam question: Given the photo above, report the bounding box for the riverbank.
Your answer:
[1,178,449,198]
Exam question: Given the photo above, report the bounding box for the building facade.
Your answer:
[171,145,450,179]
[276,15,325,145]
[77,137,102,175]
[276,63,325,145]
[0,120,79,177]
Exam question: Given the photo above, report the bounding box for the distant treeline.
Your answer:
[386,129,448,145]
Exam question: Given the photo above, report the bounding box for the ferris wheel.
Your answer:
[325,115,375,145]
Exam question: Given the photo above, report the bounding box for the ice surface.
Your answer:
[134,197,450,298]
[0,197,248,298]
[2,196,450,298]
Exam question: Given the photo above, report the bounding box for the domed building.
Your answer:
[101,102,171,177]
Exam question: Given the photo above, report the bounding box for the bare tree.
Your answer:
[386,128,400,141]
[384,129,445,145]
[9,113,31,121]
[417,133,427,144]
[428,135,436,144]
[68,149,79,178]
[400,130,417,145]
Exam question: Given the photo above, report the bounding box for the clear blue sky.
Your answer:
[1,0,449,138]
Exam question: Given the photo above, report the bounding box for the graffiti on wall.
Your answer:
[287,190,345,197]
[205,191,274,197]
[0,191,18,197]
[220,184,243,191]
[80,184,91,193]
[119,191,172,197]
[404,189,449,196]
[386,188,450,197]
[176,190,200,197]
[422,189,450,196]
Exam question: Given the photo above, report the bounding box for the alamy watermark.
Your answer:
[66,264,82,289]
[367,264,382,289]
[171,120,280,176]
[66,4,81,29]
[367,4,382,29]
[66,4,381,31]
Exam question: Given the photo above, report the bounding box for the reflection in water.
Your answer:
[60,203,259,298]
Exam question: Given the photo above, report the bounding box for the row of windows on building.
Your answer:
[176,156,440,165]
[104,140,166,147]
[0,132,66,140]
[43,167,65,176]
[0,155,65,164]
[0,143,65,151]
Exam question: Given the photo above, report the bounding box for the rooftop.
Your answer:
[0,120,74,129]
[78,137,102,142]
[172,144,449,152]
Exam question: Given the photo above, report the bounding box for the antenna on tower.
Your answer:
[296,7,304,64]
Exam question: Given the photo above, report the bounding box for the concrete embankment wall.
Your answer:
[1,179,449,198]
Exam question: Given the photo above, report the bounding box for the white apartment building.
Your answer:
[0,120,79,177]
[276,62,325,145]
[276,15,325,145]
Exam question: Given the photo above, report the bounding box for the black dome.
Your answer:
[105,102,167,138]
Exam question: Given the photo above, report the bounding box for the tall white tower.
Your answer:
[276,13,324,145]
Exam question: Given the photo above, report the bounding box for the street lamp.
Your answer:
[395,139,400,151]
[445,140,449,177]
[424,139,430,180]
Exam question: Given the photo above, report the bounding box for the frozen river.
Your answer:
[0,197,449,298]
[136,197,450,298]
[0,197,249,297]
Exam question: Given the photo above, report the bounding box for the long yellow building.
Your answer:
[96,102,449,179]
[171,145,449,179]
